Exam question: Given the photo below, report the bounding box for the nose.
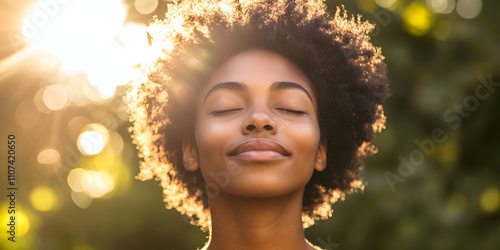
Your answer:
[242,111,277,135]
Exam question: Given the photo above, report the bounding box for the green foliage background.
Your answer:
[0,0,499,249]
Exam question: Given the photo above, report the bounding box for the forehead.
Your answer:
[202,49,315,100]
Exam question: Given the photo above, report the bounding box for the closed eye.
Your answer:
[276,108,306,115]
[211,108,244,115]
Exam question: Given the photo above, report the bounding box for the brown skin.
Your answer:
[183,49,327,250]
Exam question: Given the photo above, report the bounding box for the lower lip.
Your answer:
[230,151,288,161]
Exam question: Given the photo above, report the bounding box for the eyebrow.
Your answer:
[269,81,312,101]
[203,81,312,103]
[204,81,248,103]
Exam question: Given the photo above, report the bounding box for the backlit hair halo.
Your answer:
[126,0,389,231]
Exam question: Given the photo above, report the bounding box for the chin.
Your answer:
[224,175,308,198]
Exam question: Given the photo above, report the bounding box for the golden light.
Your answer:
[37,147,61,165]
[76,123,109,156]
[117,24,158,68]
[84,40,133,99]
[480,187,499,213]
[219,3,233,13]
[30,186,58,212]
[401,2,434,36]
[25,0,124,43]
[24,0,126,65]
[131,67,150,87]
[22,0,132,100]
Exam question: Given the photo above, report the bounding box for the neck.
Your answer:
[202,190,316,250]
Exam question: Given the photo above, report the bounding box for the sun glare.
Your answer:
[20,0,155,100]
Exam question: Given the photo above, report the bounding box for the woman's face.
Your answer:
[184,49,326,198]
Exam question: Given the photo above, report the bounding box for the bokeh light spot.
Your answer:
[85,170,115,198]
[401,2,434,36]
[37,147,61,165]
[376,0,397,9]
[135,0,159,15]
[71,190,93,209]
[33,87,52,113]
[68,168,115,203]
[42,84,69,111]
[67,168,90,192]
[30,186,57,212]
[76,123,109,156]
[426,0,455,14]
[1,209,30,237]
[78,131,105,155]
[480,187,499,213]
[457,0,482,19]
[16,211,30,236]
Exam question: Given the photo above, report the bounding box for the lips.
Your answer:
[228,138,291,161]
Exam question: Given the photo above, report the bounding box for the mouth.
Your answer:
[228,138,291,161]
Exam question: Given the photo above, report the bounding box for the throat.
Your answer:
[203,190,316,250]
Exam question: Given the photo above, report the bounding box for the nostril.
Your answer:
[263,125,273,131]
[246,124,256,131]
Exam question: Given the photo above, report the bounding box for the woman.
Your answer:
[126,0,389,249]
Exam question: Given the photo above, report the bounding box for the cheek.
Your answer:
[278,119,321,177]
[195,118,238,145]
[286,121,321,182]
[194,118,240,169]
[284,119,321,155]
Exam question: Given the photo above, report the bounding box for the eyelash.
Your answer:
[211,108,244,115]
[275,108,306,115]
[211,108,306,115]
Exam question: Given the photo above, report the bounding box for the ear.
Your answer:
[314,140,327,172]
[182,137,199,172]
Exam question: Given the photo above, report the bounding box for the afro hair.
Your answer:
[126,0,390,231]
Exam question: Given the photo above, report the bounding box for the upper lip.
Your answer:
[228,138,291,156]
